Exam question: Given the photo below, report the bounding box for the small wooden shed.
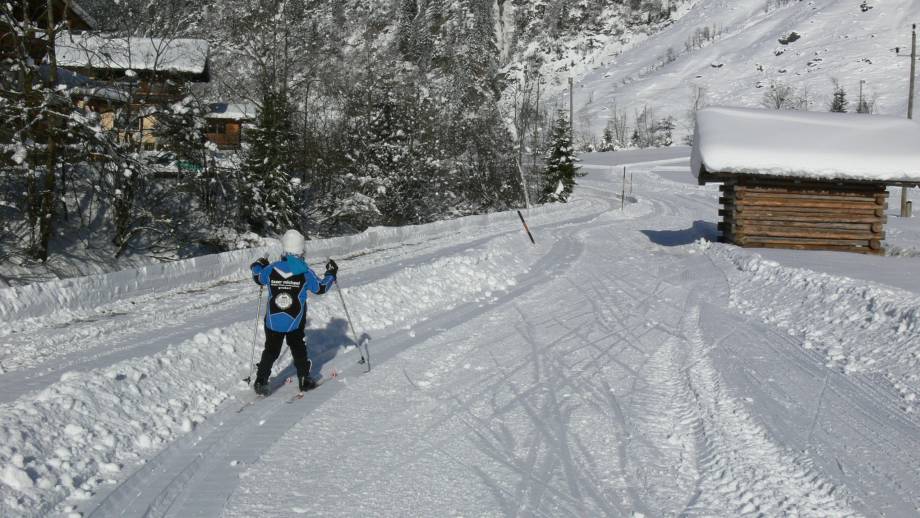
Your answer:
[204,103,256,149]
[692,107,920,255]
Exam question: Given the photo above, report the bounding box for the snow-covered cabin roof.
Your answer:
[57,33,210,78]
[68,1,98,30]
[71,85,130,103]
[205,103,257,121]
[691,107,920,184]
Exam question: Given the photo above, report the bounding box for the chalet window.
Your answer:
[207,121,226,134]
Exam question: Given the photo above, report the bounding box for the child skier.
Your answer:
[249,229,338,395]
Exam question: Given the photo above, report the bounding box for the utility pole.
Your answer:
[569,77,574,144]
[859,79,865,112]
[904,24,917,217]
[910,24,917,119]
[621,167,627,211]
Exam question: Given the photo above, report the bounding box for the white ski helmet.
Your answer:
[281,229,305,256]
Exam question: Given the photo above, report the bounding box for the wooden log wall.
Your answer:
[716,178,887,255]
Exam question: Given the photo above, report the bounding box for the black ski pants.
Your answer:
[256,327,310,384]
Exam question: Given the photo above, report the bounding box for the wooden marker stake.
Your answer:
[518,210,535,245]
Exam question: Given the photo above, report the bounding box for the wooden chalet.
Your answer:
[693,107,920,255]
[56,33,210,150]
[204,103,256,149]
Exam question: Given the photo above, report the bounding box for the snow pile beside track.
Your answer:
[710,245,920,413]
[0,243,278,333]
[0,325,250,517]
[0,231,539,517]
[333,234,526,331]
[0,200,594,327]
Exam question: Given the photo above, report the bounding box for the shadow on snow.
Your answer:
[640,220,717,247]
[271,317,369,386]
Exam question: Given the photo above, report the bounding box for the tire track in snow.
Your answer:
[704,303,920,515]
[585,162,861,516]
[628,334,701,516]
[679,305,859,517]
[699,244,920,514]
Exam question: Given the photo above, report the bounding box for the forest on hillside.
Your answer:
[1,0,678,274]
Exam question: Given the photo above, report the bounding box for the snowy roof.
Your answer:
[68,1,99,30]
[71,85,130,103]
[57,33,210,77]
[205,102,257,120]
[691,107,920,184]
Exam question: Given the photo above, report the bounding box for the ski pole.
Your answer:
[335,279,369,370]
[243,285,264,385]
[328,259,370,371]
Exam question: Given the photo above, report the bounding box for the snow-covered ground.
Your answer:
[3,148,920,517]
[561,0,920,141]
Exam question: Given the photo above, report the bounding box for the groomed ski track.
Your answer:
[3,148,920,517]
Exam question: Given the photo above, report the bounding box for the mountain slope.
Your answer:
[570,0,920,142]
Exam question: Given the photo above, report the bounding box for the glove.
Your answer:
[251,257,269,270]
[324,259,338,278]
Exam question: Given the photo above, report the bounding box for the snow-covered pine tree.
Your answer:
[243,91,300,234]
[600,126,615,151]
[539,112,581,203]
[630,128,641,148]
[830,82,848,113]
[653,116,675,146]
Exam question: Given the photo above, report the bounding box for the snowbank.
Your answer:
[0,322,255,517]
[0,201,592,324]
[0,244,279,324]
[691,106,920,182]
[0,229,538,516]
[709,243,920,413]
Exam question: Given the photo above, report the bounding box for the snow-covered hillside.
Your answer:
[567,0,920,142]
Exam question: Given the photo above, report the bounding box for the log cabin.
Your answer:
[692,107,920,255]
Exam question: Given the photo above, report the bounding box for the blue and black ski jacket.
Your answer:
[251,255,335,333]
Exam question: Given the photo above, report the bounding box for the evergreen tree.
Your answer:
[653,116,675,147]
[830,83,848,113]
[539,113,581,203]
[243,91,300,233]
[600,126,615,151]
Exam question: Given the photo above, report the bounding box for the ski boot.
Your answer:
[298,375,318,392]
[253,378,271,396]
[298,359,316,392]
